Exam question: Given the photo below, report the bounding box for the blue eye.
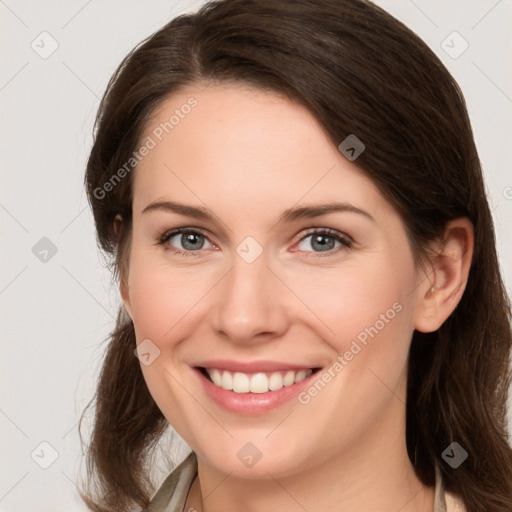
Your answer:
[158,227,352,257]
[159,229,213,257]
[296,228,352,255]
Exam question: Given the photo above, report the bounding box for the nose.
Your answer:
[211,250,290,344]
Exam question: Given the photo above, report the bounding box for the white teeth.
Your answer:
[232,372,250,393]
[221,370,233,390]
[205,368,313,393]
[268,372,284,391]
[249,372,268,393]
[283,370,296,386]
[295,370,307,382]
[210,369,222,387]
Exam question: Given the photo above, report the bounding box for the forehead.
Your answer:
[132,83,390,221]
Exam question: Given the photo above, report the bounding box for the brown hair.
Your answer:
[80,0,512,510]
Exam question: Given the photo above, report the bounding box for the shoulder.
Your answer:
[434,463,467,512]
[147,451,198,512]
[445,490,467,512]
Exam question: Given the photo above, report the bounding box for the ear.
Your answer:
[413,218,474,333]
[114,214,133,320]
[113,213,123,241]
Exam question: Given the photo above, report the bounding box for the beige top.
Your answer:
[146,451,466,512]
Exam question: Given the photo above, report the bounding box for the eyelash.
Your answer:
[157,227,353,258]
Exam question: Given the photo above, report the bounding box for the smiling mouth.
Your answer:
[197,367,322,394]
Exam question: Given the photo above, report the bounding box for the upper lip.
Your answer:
[195,359,320,373]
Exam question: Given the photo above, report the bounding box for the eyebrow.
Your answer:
[141,200,375,224]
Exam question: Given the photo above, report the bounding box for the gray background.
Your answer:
[1,1,511,510]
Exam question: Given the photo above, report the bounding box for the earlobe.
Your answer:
[413,218,474,333]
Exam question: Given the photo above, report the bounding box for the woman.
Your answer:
[79,0,512,511]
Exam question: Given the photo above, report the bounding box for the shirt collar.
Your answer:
[148,452,451,512]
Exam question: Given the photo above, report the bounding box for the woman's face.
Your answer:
[121,82,429,477]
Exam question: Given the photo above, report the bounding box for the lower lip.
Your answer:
[193,368,319,415]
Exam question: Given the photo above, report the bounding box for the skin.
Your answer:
[117,82,474,512]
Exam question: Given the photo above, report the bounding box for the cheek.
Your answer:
[126,251,210,427]
[290,262,415,443]
[331,260,416,403]
[284,257,415,355]
[127,249,213,343]
[286,255,417,422]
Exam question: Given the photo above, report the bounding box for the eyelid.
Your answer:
[158,226,353,256]
[158,227,216,252]
[292,227,353,256]
[295,226,353,245]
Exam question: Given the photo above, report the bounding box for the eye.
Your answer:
[295,228,352,255]
[159,228,214,256]
[157,227,352,258]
